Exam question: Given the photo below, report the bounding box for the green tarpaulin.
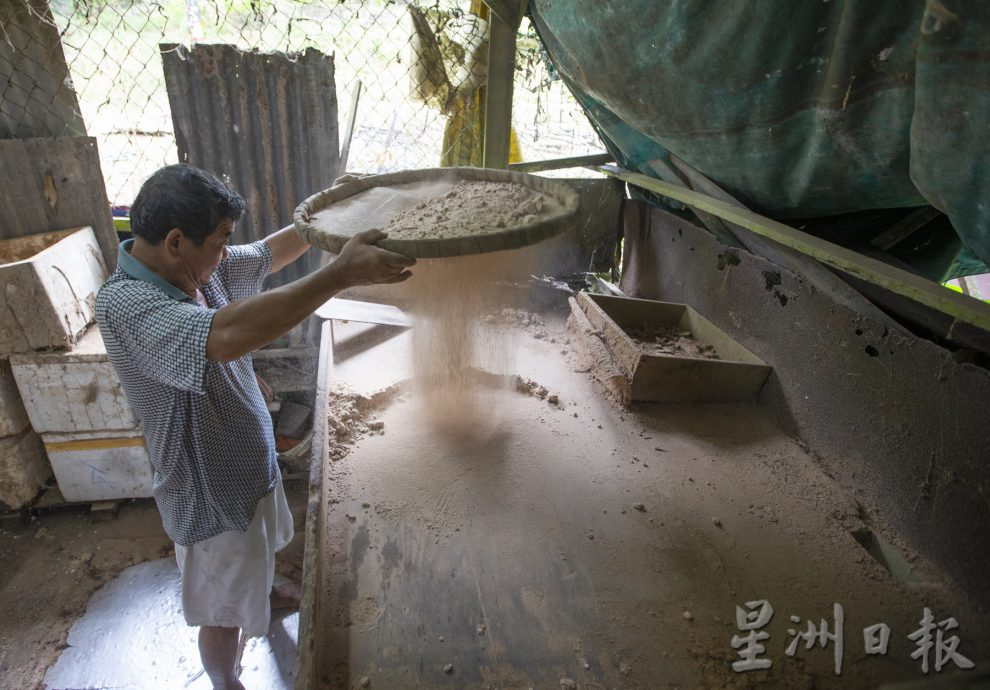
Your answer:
[530,0,990,280]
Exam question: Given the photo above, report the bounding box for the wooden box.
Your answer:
[575,291,771,403]
[0,226,108,355]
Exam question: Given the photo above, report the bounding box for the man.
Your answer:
[96,164,414,690]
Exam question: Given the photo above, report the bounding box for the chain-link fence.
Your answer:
[3,0,601,207]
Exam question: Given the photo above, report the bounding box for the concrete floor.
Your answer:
[43,558,299,689]
[0,476,308,690]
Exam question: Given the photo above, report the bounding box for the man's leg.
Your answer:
[199,625,245,690]
[270,581,301,610]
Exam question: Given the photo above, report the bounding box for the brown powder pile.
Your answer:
[382,181,560,240]
[326,383,404,461]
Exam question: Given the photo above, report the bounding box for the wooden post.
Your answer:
[482,0,524,169]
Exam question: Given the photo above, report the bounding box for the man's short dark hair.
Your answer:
[130,164,246,246]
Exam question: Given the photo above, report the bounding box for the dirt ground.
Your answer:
[0,476,309,690]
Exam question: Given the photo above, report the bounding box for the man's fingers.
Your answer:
[382,250,416,267]
[353,228,387,244]
[345,230,416,267]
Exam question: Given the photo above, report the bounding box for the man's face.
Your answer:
[179,218,233,287]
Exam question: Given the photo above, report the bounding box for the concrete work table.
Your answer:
[294,306,989,689]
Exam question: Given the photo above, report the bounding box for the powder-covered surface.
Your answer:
[381,181,561,240]
[316,310,990,689]
[626,325,721,360]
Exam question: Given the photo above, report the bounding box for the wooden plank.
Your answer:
[337,81,362,178]
[870,206,942,251]
[314,298,412,328]
[482,3,522,169]
[293,319,333,690]
[594,164,990,333]
[509,152,613,173]
[0,138,117,271]
[483,0,524,25]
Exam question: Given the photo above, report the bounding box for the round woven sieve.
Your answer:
[294,167,581,258]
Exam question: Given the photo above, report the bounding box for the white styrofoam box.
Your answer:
[10,326,139,434]
[0,226,108,355]
[0,358,30,437]
[43,427,153,502]
[0,429,51,509]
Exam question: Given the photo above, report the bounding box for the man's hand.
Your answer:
[335,229,416,286]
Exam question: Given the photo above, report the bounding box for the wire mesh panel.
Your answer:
[6,0,601,208]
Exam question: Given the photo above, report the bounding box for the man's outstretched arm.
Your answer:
[264,224,311,274]
[207,230,413,361]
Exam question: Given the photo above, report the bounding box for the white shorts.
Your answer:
[174,476,294,637]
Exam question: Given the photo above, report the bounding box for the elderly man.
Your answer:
[96,164,414,689]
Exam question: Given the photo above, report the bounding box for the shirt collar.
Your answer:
[117,239,193,302]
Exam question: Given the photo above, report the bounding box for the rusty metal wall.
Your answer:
[0,0,85,139]
[161,43,340,288]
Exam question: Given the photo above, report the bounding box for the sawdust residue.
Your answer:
[349,595,384,631]
[483,307,551,340]
[382,181,561,240]
[327,383,404,461]
[626,325,720,360]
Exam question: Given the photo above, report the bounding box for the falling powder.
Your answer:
[378,180,555,436]
[403,250,531,437]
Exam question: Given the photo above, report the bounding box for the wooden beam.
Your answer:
[594,164,990,333]
[314,298,411,328]
[870,206,942,252]
[509,152,613,173]
[484,0,525,26]
[337,81,362,178]
[292,319,333,690]
[482,0,524,169]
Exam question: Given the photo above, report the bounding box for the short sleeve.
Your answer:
[97,282,215,394]
[216,240,273,301]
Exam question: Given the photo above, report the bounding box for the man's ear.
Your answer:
[164,228,184,254]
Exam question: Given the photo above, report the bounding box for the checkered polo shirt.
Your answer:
[96,239,278,546]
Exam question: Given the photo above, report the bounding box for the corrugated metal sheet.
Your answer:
[161,43,340,289]
[0,0,86,138]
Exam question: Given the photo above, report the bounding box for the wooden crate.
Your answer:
[575,291,771,403]
[0,226,108,355]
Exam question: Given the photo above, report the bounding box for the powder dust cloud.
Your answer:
[402,246,542,440]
